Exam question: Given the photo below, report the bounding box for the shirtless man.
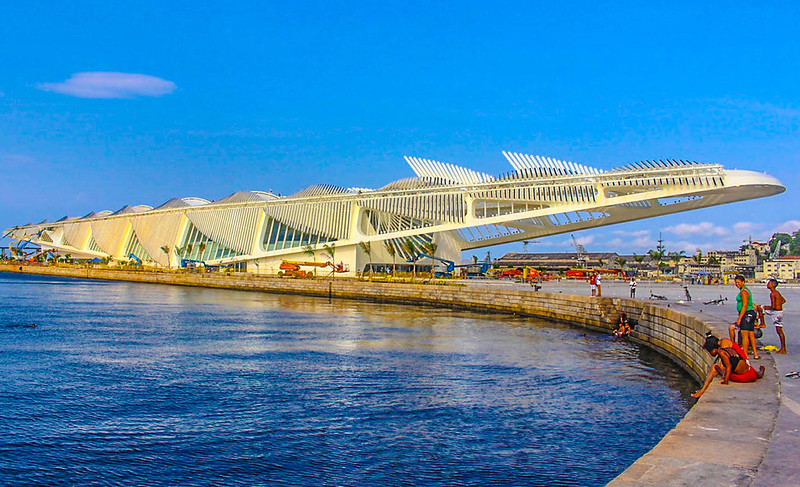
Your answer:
[757,279,788,354]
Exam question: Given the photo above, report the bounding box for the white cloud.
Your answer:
[574,235,594,246]
[37,72,176,99]
[733,221,762,234]
[612,229,651,238]
[663,221,729,237]
[0,153,36,166]
[772,220,800,234]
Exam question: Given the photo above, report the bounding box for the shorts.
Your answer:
[590,285,597,291]
[773,310,784,328]
[731,365,758,383]
[739,310,757,332]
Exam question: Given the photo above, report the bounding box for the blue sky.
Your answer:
[2,1,798,258]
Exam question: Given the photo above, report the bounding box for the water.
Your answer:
[0,273,695,486]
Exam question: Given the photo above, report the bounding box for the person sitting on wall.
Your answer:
[691,333,765,398]
[613,312,631,339]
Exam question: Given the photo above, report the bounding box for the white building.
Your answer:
[4,153,785,275]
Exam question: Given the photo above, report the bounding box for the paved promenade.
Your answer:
[470,278,800,485]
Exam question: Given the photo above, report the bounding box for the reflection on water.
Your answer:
[0,273,695,486]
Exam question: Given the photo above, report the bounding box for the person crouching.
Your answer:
[691,333,765,398]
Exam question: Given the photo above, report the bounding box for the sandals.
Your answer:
[786,371,800,379]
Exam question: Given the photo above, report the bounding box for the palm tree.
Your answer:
[648,249,664,276]
[692,249,703,265]
[160,245,171,268]
[402,239,418,280]
[198,242,207,261]
[185,243,193,259]
[384,241,397,279]
[421,241,438,279]
[383,240,397,278]
[302,243,317,276]
[707,255,720,266]
[669,251,686,275]
[322,243,336,277]
[597,257,606,269]
[358,241,373,281]
[614,257,627,273]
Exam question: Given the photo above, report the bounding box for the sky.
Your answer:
[1,1,799,259]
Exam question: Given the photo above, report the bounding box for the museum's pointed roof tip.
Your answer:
[153,197,209,210]
[291,184,350,198]
[211,190,281,205]
[81,210,112,220]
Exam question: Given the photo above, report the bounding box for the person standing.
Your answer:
[760,278,788,354]
[728,275,759,360]
[595,272,603,297]
[589,272,597,297]
[629,277,637,299]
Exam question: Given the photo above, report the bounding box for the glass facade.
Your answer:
[261,217,332,252]
[178,222,239,262]
[123,231,153,263]
[87,235,103,253]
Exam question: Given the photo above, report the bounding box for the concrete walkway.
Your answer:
[469,279,800,485]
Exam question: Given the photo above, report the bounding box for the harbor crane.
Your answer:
[571,234,588,267]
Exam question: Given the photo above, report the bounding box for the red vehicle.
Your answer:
[499,268,523,278]
[566,268,621,279]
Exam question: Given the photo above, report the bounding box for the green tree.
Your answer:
[302,244,317,276]
[648,248,665,275]
[669,251,686,274]
[597,257,606,268]
[322,243,336,277]
[384,241,397,278]
[359,241,373,281]
[198,242,207,261]
[692,249,703,265]
[402,239,418,280]
[160,245,172,268]
[791,231,800,256]
[707,255,720,266]
[770,233,791,256]
[614,257,627,272]
[421,241,438,279]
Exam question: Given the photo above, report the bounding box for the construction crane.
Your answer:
[571,234,588,267]
[278,260,348,277]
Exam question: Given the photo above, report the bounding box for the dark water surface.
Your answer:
[0,273,695,486]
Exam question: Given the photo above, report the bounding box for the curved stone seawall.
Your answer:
[1,264,780,485]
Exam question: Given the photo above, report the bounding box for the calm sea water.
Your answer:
[0,272,695,486]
